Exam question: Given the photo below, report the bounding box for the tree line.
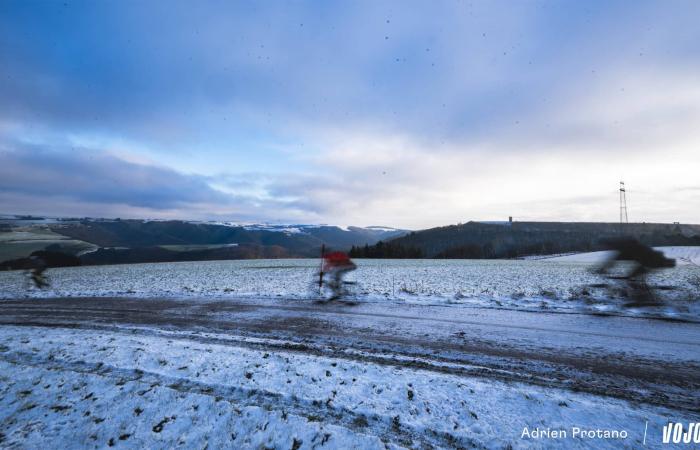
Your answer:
[350,222,700,259]
[349,241,423,258]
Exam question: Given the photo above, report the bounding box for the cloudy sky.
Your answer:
[1,0,699,229]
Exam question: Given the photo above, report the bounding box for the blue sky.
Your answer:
[1,0,699,228]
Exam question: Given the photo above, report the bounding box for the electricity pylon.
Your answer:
[619,181,629,224]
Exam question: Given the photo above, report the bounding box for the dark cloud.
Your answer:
[1,1,699,226]
[4,0,696,149]
[0,142,347,222]
[0,142,231,210]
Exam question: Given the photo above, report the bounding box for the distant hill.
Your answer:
[6,217,700,266]
[0,219,404,266]
[350,221,700,259]
[50,220,405,251]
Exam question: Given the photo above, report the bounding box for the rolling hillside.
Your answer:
[0,217,407,267]
[351,221,700,259]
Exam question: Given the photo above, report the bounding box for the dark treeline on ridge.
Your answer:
[352,221,700,259]
[349,241,423,258]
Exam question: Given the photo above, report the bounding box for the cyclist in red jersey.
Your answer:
[319,250,357,301]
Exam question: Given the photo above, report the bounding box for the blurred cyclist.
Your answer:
[28,256,50,289]
[320,250,357,301]
[594,237,675,305]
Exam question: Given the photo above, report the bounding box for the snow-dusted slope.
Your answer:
[662,246,700,265]
[543,246,700,266]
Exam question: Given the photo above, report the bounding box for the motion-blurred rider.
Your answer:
[594,237,675,305]
[28,256,50,289]
[320,251,357,301]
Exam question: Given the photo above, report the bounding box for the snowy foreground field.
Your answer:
[0,297,698,449]
[0,253,699,449]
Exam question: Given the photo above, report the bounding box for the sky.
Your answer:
[1,0,699,229]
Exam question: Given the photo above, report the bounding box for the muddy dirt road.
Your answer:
[2,296,699,412]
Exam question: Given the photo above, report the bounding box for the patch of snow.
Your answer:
[364,226,400,231]
[543,246,700,266]
[0,325,694,449]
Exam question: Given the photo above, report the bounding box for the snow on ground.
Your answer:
[541,246,700,266]
[0,325,692,449]
[1,258,698,321]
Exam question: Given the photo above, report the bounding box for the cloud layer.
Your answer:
[1,0,699,227]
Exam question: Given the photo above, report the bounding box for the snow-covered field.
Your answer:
[1,254,699,321]
[539,246,700,266]
[1,316,697,450]
[1,254,699,448]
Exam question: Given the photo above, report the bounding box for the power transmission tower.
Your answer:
[619,181,629,224]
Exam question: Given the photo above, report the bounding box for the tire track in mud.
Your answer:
[2,297,699,411]
[4,299,700,340]
[0,349,481,450]
[1,318,698,413]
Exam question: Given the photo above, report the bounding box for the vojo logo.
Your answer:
[662,423,700,444]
